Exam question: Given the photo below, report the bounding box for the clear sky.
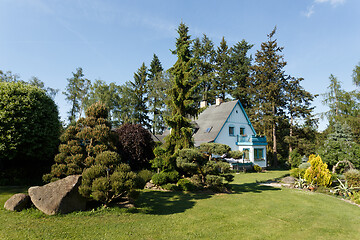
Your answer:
[1,0,359,130]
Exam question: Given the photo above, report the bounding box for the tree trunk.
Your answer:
[289,114,293,161]
[272,105,278,167]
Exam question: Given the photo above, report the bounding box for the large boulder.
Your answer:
[4,193,31,211]
[28,175,86,215]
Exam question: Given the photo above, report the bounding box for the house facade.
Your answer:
[192,99,268,168]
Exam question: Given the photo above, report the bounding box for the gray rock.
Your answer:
[145,181,156,189]
[28,175,86,215]
[4,193,31,211]
[281,176,296,184]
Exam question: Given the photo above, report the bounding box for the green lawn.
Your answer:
[1,171,360,240]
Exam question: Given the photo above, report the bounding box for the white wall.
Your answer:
[214,103,255,151]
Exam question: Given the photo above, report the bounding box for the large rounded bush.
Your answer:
[0,82,61,184]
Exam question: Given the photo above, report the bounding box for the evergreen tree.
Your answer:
[130,63,151,129]
[165,23,200,155]
[285,76,316,155]
[44,102,115,182]
[251,27,288,166]
[214,37,232,100]
[193,34,216,105]
[148,54,168,134]
[318,122,360,169]
[63,67,91,123]
[229,40,253,109]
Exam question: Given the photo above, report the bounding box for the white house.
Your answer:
[192,99,267,168]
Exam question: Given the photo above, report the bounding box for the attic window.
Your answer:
[229,126,235,136]
[236,110,238,113]
[204,127,212,133]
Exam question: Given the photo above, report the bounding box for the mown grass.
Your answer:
[1,170,360,240]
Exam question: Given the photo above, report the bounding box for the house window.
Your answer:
[240,127,245,135]
[254,148,264,160]
[243,148,250,160]
[229,126,235,136]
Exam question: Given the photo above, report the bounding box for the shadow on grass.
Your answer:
[136,190,213,215]
[231,182,281,194]
[0,186,28,195]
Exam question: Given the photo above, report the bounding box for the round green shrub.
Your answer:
[205,175,224,191]
[138,169,154,183]
[164,170,180,183]
[177,178,197,191]
[151,172,168,186]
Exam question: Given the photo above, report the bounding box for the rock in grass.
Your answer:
[28,175,86,215]
[4,193,31,211]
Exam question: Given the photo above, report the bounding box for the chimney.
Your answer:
[216,98,223,106]
[200,100,207,108]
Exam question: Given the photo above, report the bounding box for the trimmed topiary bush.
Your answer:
[177,178,197,191]
[151,172,168,186]
[78,151,138,206]
[205,175,224,191]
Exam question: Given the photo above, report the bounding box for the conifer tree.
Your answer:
[285,76,315,155]
[251,27,288,166]
[130,63,151,129]
[165,23,200,155]
[148,54,168,134]
[214,37,232,100]
[193,34,216,105]
[229,40,253,109]
[44,102,115,182]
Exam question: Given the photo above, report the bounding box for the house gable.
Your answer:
[213,100,256,150]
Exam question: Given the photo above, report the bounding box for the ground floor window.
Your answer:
[254,148,264,160]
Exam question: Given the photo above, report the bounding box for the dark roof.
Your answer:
[192,100,238,146]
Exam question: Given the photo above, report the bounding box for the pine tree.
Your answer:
[43,102,115,182]
[229,40,253,109]
[148,54,168,134]
[165,23,200,155]
[192,34,216,105]
[214,37,232,100]
[125,63,150,129]
[251,27,288,166]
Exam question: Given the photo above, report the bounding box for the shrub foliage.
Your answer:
[0,82,61,184]
[304,155,332,187]
[114,123,155,171]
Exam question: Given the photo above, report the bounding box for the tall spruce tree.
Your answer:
[214,37,232,100]
[130,63,151,129]
[193,34,216,105]
[229,39,253,109]
[251,27,288,166]
[148,54,168,134]
[165,23,200,155]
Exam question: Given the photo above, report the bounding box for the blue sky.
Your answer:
[1,0,359,130]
